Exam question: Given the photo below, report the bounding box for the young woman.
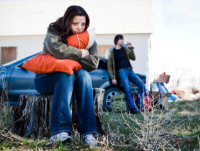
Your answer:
[34,6,99,146]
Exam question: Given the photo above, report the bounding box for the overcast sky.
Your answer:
[151,0,200,78]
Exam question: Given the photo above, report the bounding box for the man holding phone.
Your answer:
[107,35,145,114]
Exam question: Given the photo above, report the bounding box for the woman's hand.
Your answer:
[81,49,89,58]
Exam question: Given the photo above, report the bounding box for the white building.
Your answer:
[0,0,154,88]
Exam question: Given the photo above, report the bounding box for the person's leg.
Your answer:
[117,69,139,112]
[34,72,75,136]
[74,69,97,136]
[129,71,145,109]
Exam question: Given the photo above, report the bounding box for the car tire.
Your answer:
[103,87,124,112]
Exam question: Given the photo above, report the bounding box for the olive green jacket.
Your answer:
[107,46,136,80]
[42,29,99,72]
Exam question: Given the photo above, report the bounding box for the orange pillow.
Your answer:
[67,28,95,49]
[22,28,95,74]
[22,53,82,74]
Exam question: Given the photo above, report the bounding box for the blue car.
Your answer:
[0,52,146,111]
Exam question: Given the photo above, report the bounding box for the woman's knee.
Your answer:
[57,72,75,81]
[75,69,91,82]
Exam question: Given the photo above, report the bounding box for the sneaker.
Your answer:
[130,107,140,114]
[50,132,71,142]
[137,106,144,112]
[82,134,97,146]
[130,108,140,114]
[130,110,141,114]
[137,106,143,111]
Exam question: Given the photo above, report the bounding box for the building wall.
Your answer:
[0,36,45,61]
[0,33,151,88]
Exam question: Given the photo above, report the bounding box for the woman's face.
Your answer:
[71,15,86,34]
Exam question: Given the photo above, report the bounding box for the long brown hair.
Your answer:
[48,6,90,44]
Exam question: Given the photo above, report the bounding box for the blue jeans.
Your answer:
[157,83,179,101]
[117,69,145,110]
[34,69,97,136]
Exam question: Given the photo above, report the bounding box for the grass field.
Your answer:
[103,100,200,150]
[0,100,200,150]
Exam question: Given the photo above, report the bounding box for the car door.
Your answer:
[89,69,110,89]
[9,61,39,104]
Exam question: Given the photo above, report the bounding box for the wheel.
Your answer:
[103,87,124,112]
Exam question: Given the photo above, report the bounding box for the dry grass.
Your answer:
[0,70,200,150]
[0,69,12,130]
[102,100,200,151]
[0,99,200,150]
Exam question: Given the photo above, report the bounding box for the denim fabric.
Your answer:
[117,69,145,110]
[34,70,97,136]
[157,83,179,101]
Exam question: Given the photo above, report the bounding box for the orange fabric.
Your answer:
[22,31,90,74]
[67,30,89,49]
[161,72,166,75]
[22,53,82,74]
[171,90,185,94]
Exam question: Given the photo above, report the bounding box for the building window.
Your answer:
[97,45,114,56]
[1,47,17,65]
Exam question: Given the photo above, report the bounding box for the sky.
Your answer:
[151,0,200,79]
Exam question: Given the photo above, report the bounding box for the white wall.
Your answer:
[0,34,151,89]
[0,36,45,60]
[96,34,151,89]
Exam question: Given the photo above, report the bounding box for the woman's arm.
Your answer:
[44,30,99,72]
[78,41,99,72]
[43,31,82,60]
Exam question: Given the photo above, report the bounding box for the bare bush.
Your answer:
[0,67,12,130]
[122,110,179,150]
[190,76,200,94]
[167,68,191,91]
[101,92,183,150]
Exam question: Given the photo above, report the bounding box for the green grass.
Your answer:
[0,105,12,130]
[0,100,200,150]
[103,100,200,150]
[0,138,109,150]
[168,100,200,150]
